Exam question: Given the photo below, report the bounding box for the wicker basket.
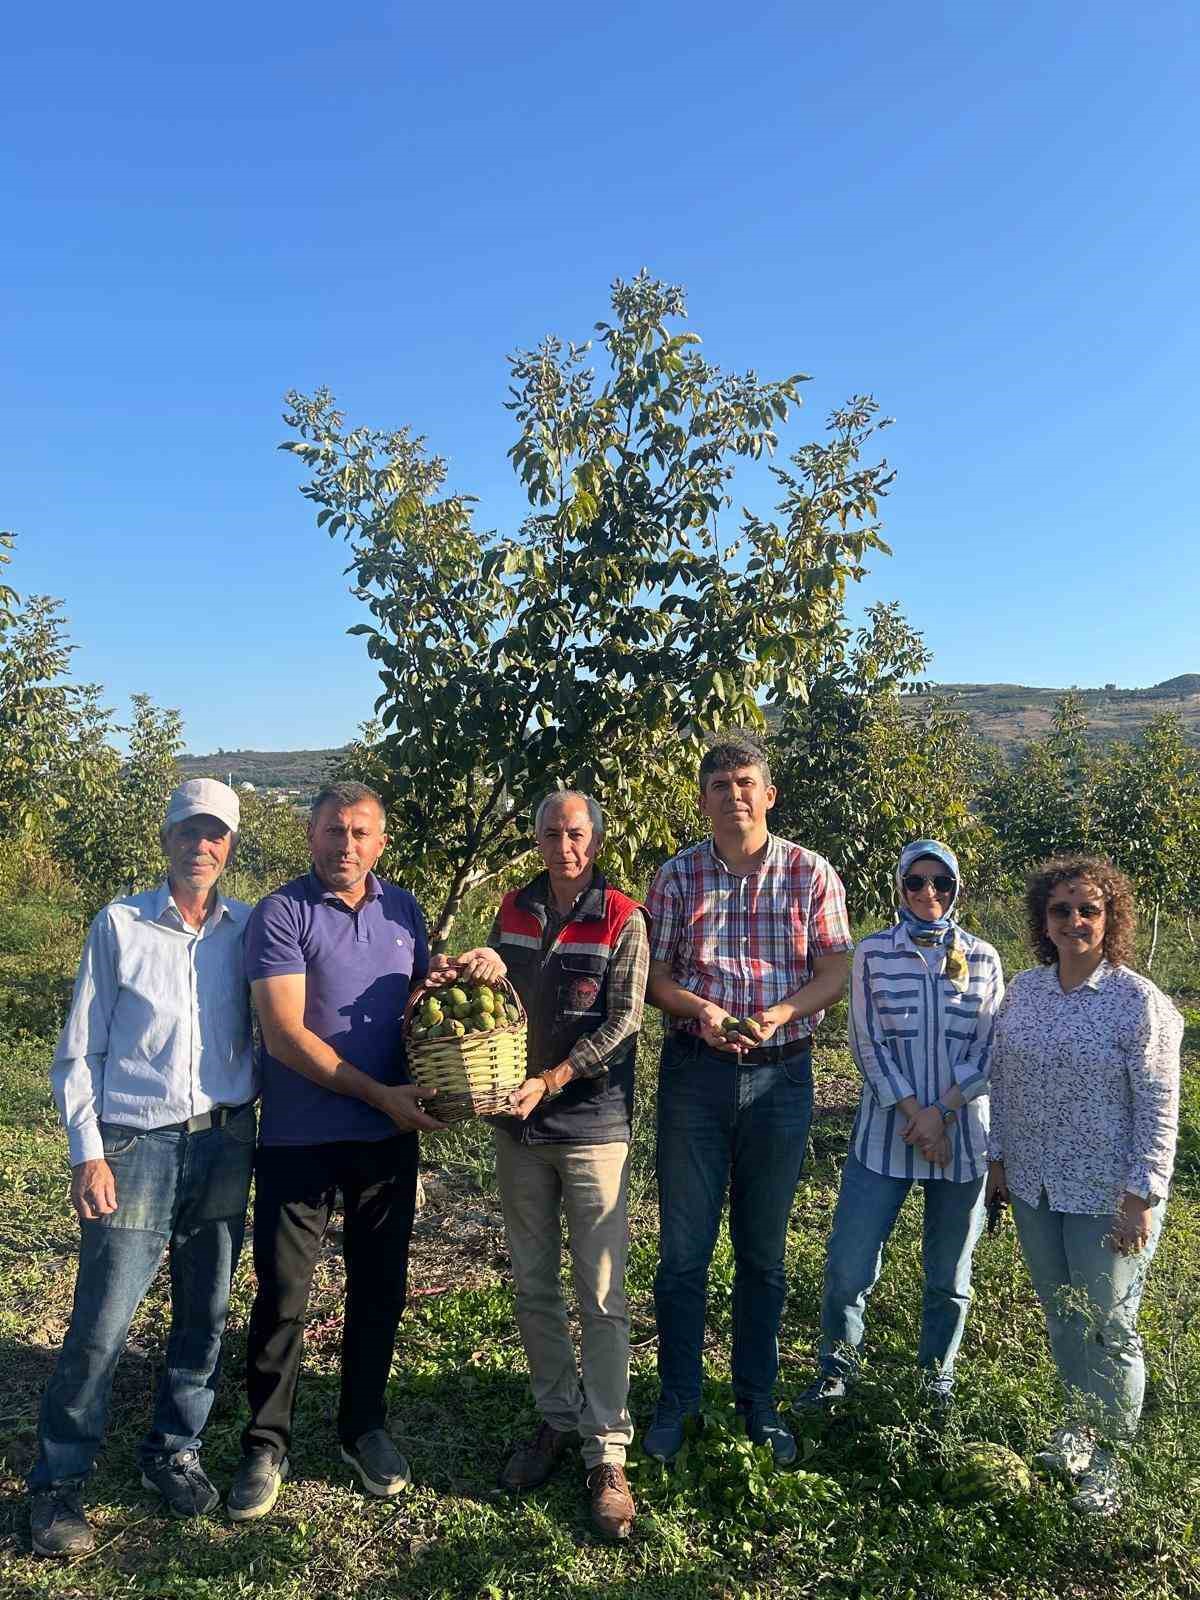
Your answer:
[403,978,528,1124]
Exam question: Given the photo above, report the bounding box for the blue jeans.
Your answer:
[28,1105,256,1489]
[1011,1191,1165,1440]
[819,1151,985,1388]
[654,1034,813,1413]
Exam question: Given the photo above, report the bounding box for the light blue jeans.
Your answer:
[819,1151,986,1390]
[1011,1191,1164,1440]
[28,1106,255,1489]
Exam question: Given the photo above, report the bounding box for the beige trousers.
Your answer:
[492,1130,633,1467]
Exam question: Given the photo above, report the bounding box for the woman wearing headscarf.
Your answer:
[986,857,1182,1516]
[798,840,1004,1414]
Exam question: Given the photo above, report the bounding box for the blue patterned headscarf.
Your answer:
[895,839,961,939]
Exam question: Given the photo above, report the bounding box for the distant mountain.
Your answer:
[177,748,343,793]
[906,677,1200,753]
[182,677,1200,784]
[1150,673,1200,698]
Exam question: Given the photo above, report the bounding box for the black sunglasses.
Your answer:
[902,873,956,895]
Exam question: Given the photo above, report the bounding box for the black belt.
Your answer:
[107,1102,254,1137]
[670,1032,812,1067]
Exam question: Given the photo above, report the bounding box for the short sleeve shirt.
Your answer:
[245,871,429,1145]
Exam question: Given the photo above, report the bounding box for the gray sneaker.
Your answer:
[30,1483,94,1558]
[340,1429,411,1497]
[1033,1424,1095,1481]
[793,1375,847,1410]
[141,1449,219,1517]
[227,1450,289,1522]
[1069,1448,1120,1516]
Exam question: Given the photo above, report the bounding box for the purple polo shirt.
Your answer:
[245,870,429,1146]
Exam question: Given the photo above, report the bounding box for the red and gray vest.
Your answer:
[491,871,643,1145]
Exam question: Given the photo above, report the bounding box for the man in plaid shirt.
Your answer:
[644,733,852,1464]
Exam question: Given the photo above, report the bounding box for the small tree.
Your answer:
[771,604,998,919]
[978,692,1097,884]
[0,588,82,838]
[282,272,898,942]
[55,693,184,902]
[230,790,310,895]
[1093,713,1200,969]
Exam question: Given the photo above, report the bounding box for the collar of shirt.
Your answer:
[1045,957,1111,996]
[520,871,606,925]
[704,833,782,879]
[310,869,383,909]
[152,879,240,934]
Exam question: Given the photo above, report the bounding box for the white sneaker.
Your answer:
[1069,1448,1120,1517]
[1032,1424,1094,1480]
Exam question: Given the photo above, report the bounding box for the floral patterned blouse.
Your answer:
[987,961,1182,1214]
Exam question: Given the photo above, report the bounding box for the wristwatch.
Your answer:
[539,1066,572,1100]
[932,1098,956,1126]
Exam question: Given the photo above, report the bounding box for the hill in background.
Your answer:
[180,677,1200,789]
[906,674,1200,755]
[176,748,342,793]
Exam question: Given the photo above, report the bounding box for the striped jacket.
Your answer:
[847,922,1004,1182]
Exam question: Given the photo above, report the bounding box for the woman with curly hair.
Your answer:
[986,857,1182,1516]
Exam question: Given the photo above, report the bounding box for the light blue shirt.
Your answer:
[51,881,257,1165]
[847,921,1004,1182]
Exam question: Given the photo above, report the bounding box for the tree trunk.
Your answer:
[431,845,538,950]
[432,863,483,953]
[1187,912,1195,950]
[1147,899,1161,973]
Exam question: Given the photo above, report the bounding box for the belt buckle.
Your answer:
[742,1044,777,1066]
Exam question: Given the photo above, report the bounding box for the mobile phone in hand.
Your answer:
[986,1190,1006,1237]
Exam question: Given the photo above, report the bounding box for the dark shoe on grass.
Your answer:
[643,1404,691,1464]
[740,1405,798,1467]
[30,1483,94,1558]
[227,1449,289,1521]
[341,1428,411,1497]
[141,1449,219,1517]
[587,1462,636,1540]
[499,1421,575,1492]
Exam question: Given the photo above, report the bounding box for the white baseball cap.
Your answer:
[163,778,241,835]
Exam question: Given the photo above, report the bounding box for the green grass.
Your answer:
[2,898,1200,1597]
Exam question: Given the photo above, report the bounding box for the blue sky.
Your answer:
[4,1,1198,753]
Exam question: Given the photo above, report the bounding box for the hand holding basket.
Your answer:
[403,976,528,1125]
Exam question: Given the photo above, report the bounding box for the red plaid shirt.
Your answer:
[646,834,853,1045]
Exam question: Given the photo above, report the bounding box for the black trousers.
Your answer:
[242,1134,419,1459]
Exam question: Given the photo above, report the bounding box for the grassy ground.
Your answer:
[2,892,1200,1598]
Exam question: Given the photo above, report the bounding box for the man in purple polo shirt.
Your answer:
[227,781,446,1522]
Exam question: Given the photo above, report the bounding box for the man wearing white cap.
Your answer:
[28,778,258,1557]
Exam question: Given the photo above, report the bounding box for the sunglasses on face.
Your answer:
[902,873,956,895]
[1047,901,1104,920]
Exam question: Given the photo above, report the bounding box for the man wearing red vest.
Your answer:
[486,790,648,1540]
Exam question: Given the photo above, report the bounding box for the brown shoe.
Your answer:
[499,1422,576,1492]
[587,1462,635,1540]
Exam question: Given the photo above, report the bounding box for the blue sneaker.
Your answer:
[740,1405,797,1467]
[643,1404,690,1463]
